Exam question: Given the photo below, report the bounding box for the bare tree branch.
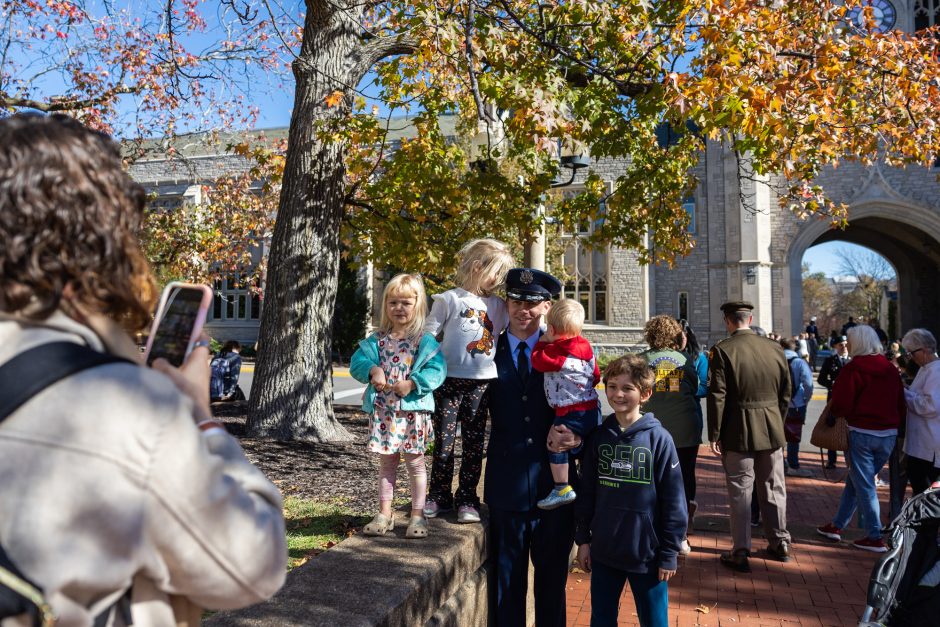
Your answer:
[0,86,138,112]
[836,247,895,281]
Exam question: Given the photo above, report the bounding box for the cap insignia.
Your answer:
[520,270,534,284]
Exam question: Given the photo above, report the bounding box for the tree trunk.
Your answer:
[246,3,363,441]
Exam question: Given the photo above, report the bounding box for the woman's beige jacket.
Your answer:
[0,313,286,626]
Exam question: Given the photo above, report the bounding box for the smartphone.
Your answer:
[143,282,213,367]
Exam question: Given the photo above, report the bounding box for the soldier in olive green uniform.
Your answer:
[707,301,792,573]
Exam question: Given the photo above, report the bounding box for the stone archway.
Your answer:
[786,201,940,338]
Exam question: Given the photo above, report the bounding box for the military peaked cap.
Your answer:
[719,300,754,314]
[506,268,562,303]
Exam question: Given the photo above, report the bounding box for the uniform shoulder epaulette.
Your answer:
[708,337,731,360]
[712,336,733,349]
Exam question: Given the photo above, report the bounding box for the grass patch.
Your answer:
[284,496,370,569]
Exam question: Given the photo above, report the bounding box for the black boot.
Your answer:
[720,549,751,573]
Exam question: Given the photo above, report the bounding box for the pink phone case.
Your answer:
[143,282,213,366]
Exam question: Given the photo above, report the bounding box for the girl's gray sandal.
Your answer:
[405,516,429,538]
[363,513,395,536]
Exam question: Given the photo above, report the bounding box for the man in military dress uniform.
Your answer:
[707,301,793,573]
[484,268,581,626]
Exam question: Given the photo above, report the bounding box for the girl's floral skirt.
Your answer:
[369,406,433,454]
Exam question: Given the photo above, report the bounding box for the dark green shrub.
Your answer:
[332,256,370,365]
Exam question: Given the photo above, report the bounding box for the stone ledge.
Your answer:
[427,563,490,627]
[205,511,488,626]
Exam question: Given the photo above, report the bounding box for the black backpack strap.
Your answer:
[0,342,131,423]
[0,342,134,625]
[0,543,53,627]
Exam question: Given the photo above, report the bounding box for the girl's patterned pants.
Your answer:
[427,377,491,509]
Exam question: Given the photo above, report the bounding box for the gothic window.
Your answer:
[915,0,940,30]
[562,236,609,323]
[682,196,696,233]
[211,275,261,322]
[559,187,609,324]
[594,278,607,322]
[678,292,689,322]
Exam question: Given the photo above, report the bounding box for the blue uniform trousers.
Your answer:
[489,505,574,627]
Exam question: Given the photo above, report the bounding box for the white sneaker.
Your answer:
[537,486,577,510]
[423,500,451,519]
[679,539,692,556]
[457,505,481,523]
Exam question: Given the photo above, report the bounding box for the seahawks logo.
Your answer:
[611,460,633,473]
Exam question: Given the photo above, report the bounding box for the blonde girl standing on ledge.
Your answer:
[424,239,514,523]
[351,273,447,538]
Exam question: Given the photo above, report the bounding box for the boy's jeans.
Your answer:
[832,430,896,539]
[590,560,668,627]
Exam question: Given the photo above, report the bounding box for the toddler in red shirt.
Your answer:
[531,298,602,509]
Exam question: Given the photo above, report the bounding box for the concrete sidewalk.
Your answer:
[565,449,900,626]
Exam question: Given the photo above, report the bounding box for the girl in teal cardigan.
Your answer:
[350,273,447,539]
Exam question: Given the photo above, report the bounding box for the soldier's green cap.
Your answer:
[719,300,754,314]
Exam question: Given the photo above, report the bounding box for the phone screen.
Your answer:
[146,286,207,367]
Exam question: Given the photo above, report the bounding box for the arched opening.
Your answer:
[788,208,940,340]
[802,241,897,341]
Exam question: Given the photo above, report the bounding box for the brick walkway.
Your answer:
[565,448,901,626]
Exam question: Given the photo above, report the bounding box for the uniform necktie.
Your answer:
[517,343,529,384]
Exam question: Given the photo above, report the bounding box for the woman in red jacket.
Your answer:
[816,325,906,553]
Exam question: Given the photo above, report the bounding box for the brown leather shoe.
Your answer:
[720,549,751,573]
[765,541,791,562]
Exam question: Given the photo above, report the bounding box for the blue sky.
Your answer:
[803,241,892,277]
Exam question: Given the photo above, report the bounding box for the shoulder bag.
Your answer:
[810,400,849,451]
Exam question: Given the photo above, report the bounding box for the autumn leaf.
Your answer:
[325,91,344,107]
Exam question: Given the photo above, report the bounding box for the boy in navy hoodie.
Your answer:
[575,354,687,627]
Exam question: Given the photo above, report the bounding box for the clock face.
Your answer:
[847,0,897,33]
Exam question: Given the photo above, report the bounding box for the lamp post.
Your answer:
[524,143,590,270]
[551,153,591,188]
[468,120,589,271]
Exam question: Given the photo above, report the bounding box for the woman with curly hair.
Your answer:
[0,113,286,624]
[641,315,702,555]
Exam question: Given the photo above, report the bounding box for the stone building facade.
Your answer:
[129,132,940,350]
[129,0,940,348]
